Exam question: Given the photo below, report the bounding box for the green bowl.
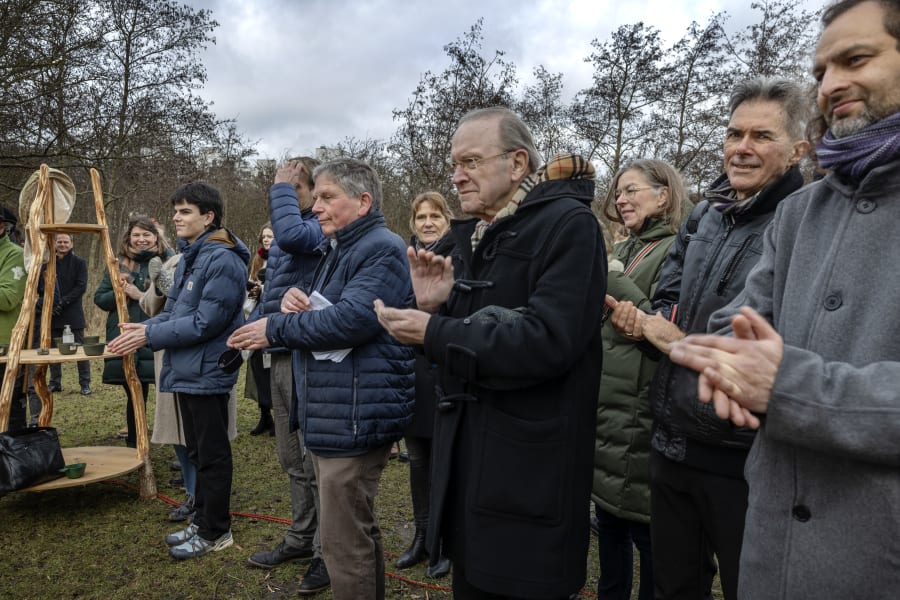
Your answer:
[58,342,77,355]
[82,343,106,356]
[60,463,86,478]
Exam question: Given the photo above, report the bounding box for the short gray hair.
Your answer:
[457,107,543,172]
[312,158,383,211]
[729,77,809,141]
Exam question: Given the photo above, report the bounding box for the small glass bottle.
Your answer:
[62,324,74,344]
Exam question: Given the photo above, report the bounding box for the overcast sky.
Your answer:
[186,0,821,160]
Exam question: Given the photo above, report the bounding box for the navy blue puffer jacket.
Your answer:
[266,211,414,456]
[257,183,325,317]
[145,228,250,394]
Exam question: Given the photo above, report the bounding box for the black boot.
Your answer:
[250,407,273,436]
[395,528,428,569]
[426,553,451,579]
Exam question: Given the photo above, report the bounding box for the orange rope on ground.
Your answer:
[103,479,599,597]
[103,479,452,593]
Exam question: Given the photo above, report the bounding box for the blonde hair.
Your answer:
[408,191,453,237]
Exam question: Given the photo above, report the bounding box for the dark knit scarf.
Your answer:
[471,153,595,251]
[704,178,756,215]
[414,237,442,252]
[817,111,900,181]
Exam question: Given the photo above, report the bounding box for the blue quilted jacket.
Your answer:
[257,183,325,317]
[145,228,250,394]
[266,211,415,456]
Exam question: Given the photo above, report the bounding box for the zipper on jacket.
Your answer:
[681,214,735,327]
[715,233,758,296]
[301,356,309,459]
[352,375,359,438]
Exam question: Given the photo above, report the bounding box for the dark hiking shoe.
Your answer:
[298,558,330,595]
[247,540,313,568]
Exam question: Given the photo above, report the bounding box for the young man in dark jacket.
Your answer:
[109,182,249,560]
[376,107,606,599]
[607,78,810,600]
[228,158,414,600]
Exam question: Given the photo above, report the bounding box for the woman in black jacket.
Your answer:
[395,191,453,578]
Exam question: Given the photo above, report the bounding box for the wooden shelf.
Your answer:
[0,347,115,364]
[0,165,156,498]
[23,447,144,492]
[38,223,105,234]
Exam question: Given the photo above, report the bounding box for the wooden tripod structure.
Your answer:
[0,165,157,498]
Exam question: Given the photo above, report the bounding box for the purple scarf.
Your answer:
[817,111,900,180]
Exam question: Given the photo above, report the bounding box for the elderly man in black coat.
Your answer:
[376,107,606,599]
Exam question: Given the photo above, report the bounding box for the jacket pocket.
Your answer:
[168,344,204,383]
[473,407,567,525]
[715,233,761,296]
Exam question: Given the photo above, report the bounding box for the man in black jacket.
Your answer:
[47,234,91,395]
[376,107,606,599]
[607,78,810,600]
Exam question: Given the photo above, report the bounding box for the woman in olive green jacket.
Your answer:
[94,215,172,448]
[593,159,687,600]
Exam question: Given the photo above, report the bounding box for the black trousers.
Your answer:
[176,392,232,541]
[49,327,90,387]
[649,451,746,600]
[248,350,271,409]
[405,435,432,530]
[595,504,653,600]
[2,364,26,431]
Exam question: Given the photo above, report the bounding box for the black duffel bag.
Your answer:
[0,427,66,495]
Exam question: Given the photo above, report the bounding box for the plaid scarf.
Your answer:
[817,111,900,181]
[471,153,595,251]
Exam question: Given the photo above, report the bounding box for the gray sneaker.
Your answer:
[169,530,233,560]
[165,523,198,546]
[168,494,195,522]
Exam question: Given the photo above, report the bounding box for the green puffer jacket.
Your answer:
[593,217,676,523]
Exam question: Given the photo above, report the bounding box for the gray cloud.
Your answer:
[187,0,820,159]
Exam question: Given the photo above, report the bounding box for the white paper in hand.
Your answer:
[309,292,353,362]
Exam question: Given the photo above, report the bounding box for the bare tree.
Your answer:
[516,66,572,160]
[652,14,731,194]
[389,19,518,212]
[721,0,821,80]
[571,23,665,179]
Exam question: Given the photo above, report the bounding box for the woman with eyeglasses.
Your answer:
[593,159,687,600]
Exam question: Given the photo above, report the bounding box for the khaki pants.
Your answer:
[311,444,391,600]
[270,354,320,554]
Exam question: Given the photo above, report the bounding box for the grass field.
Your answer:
[0,362,653,599]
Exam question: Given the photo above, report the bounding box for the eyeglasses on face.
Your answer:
[450,149,517,172]
[614,186,656,200]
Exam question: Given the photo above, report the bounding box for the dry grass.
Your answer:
[0,362,629,599]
